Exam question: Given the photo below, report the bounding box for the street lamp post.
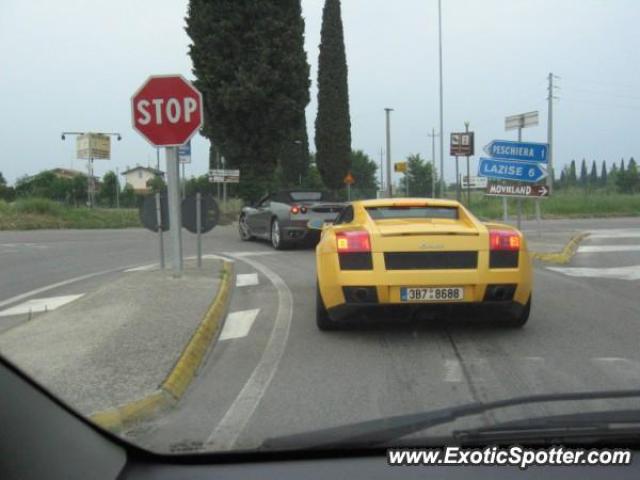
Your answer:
[384,108,393,198]
[61,131,121,208]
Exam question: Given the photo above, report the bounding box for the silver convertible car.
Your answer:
[238,190,344,249]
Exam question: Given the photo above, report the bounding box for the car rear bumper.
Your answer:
[327,300,528,322]
[281,225,320,243]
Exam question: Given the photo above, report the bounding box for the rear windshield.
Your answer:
[288,191,325,201]
[366,206,459,220]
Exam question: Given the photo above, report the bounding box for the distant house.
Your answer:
[121,166,164,194]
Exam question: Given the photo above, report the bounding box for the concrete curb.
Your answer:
[530,232,590,264]
[89,260,234,432]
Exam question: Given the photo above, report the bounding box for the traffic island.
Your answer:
[0,258,234,433]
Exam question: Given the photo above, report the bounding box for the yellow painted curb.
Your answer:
[89,260,234,432]
[530,232,590,264]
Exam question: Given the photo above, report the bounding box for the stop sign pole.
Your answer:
[131,75,204,276]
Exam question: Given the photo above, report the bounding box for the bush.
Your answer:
[0,200,11,215]
[14,198,63,216]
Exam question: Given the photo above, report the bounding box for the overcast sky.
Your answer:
[1,0,639,186]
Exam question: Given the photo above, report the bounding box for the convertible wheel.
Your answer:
[238,215,254,241]
[504,296,531,328]
[271,219,291,250]
[316,283,338,331]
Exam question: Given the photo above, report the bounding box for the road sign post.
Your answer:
[155,193,165,270]
[196,192,202,268]
[132,74,203,277]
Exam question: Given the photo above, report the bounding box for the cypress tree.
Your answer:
[278,0,311,187]
[620,158,626,173]
[600,160,607,187]
[579,159,588,186]
[569,160,577,186]
[559,169,566,189]
[315,0,352,192]
[589,160,598,186]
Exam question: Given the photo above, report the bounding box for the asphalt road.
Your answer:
[1,217,639,452]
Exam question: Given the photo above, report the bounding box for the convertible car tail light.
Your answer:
[489,230,521,251]
[336,231,371,253]
[290,205,300,214]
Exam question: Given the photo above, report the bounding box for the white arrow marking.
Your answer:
[578,245,640,253]
[0,294,85,317]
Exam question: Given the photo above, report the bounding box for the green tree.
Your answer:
[146,175,166,194]
[186,0,312,202]
[315,0,352,193]
[559,169,567,189]
[347,150,378,199]
[120,184,137,208]
[0,172,14,201]
[99,171,120,208]
[589,160,598,187]
[620,158,626,173]
[277,1,311,186]
[398,154,435,197]
[579,159,588,187]
[616,157,639,193]
[600,161,608,187]
[568,160,577,186]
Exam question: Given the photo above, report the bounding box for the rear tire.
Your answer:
[504,296,531,328]
[316,283,338,331]
[271,219,291,250]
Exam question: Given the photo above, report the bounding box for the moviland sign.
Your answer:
[486,182,549,198]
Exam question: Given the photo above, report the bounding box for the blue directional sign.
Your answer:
[178,141,191,164]
[478,157,548,183]
[483,140,548,163]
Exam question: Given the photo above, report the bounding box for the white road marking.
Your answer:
[206,254,293,451]
[0,294,84,317]
[200,254,236,263]
[547,265,640,281]
[578,245,640,253]
[225,251,278,257]
[235,273,259,287]
[124,264,157,272]
[591,357,640,383]
[443,359,463,382]
[218,309,261,341]
[588,229,640,239]
[0,268,120,310]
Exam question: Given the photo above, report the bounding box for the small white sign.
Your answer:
[462,176,488,189]
[209,169,240,183]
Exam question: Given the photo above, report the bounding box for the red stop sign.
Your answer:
[131,75,203,147]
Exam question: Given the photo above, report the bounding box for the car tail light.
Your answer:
[290,205,300,214]
[336,231,371,253]
[489,230,521,251]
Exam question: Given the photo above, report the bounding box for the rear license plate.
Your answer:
[400,287,464,302]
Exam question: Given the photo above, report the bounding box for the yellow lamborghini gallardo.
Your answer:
[312,198,532,330]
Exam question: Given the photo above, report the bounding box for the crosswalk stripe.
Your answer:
[236,273,259,287]
[443,359,463,382]
[218,309,260,341]
[578,245,640,253]
[0,294,84,317]
[547,265,640,281]
[588,229,640,239]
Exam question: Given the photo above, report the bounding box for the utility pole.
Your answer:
[547,72,559,195]
[438,0,445,198]
[385,108,393,197]
[379,147,384,195]
[465,121,471,207]
[428,128,439,197]
[115,166,120,209]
